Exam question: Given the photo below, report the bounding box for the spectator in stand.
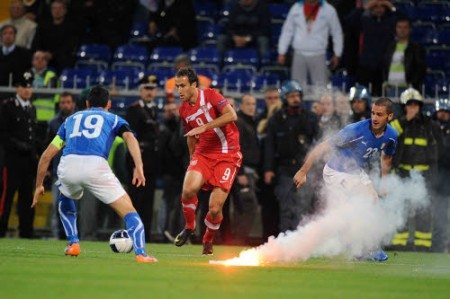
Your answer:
[32,0,80,73]
[257,87,282,241]
[278,0,343,87]
[311,101,324,118]
[382,17,426,93]
[165,54,212,103]
[217,0,271,58]
[318,92,342,138]
[347,0,397,96]
[233,94,260,245]
[0,24,31,87]
[146,0,197,51]
[0,0,37,49]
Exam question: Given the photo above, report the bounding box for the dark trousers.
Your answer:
[356,65,384,96]
[0,153,36,238]
[129,173,155,242]
[257,180,279,242]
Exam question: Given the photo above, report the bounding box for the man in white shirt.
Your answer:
[277,0,343,87]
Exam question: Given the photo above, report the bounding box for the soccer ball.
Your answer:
[109,229,133,253]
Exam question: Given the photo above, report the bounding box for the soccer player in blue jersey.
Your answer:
[293,97,398,262]
[32,85,157,263]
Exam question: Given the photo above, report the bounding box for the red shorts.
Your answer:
[187,152,242,192]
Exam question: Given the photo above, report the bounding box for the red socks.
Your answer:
[203,212,223,244]
[181,196,198,230]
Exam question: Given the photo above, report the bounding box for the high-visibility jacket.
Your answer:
[32,69,57,122]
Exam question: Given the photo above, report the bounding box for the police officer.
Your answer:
[126,74,164,241]
[348,85,371,123]
[433,98,450,252]
[390,88,443,251]
[0,71,38,238]
[264,80,319,232]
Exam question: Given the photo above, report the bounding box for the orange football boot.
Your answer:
[135,254,158,263]
[64,243,81,256]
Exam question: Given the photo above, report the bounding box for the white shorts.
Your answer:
[323,164,378,202]
[56,155,126,204]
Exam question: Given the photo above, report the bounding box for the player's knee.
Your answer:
[182,186,197,200]
[208,204,222,216]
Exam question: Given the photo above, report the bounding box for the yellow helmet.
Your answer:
[400,88,423,105]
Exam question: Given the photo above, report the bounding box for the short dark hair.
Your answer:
[87,85,109,107]
[396,16,411,26]
[1,24,17,35]
[175,67,198,86]
[374,97,394,114]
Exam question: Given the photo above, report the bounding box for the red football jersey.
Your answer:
[179,88,240,157]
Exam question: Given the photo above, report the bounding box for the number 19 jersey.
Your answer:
[57,108,130,159]
[179,88,240,158]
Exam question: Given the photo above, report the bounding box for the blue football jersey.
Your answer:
[327,119,398,173]
[57,108,129,159]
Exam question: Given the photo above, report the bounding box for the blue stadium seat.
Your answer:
[75,60,108,72]
[194,0,218,19]
[411,22,437,45]
[223,48,259,66]
[189,47,221,65]
[113,44,149,65]
[60,68,97,89]
[414,2,450,24]
[393,1,415,19]
[268,3,290,22]
[110,97,137,117]
[77,44,111,63]
[251,73,281,91]
[197,23,221,44]
[331,69,356,92]
[423,70,446,96]
[129,21,148,39]
[260,65,290,82]
[98,69,141,89]
[217,70,253,92]
[437,26,450,46]
[270,21,283,48]
[146,66,174,87]
[149,46,183,63]
[193,64,220,79]
[426,47,450,71]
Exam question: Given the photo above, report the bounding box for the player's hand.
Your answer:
[293,170,307,189]
[31,185,45,208]
[132,166,146,187]
[264,171,275,184]
[185,126,207,137]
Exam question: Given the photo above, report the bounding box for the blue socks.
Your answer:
[124,212,146,255]
[57,193,79,244]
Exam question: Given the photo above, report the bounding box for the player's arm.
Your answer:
[187,135,198,159]
[293,140,332,189]
[184,104,237,137]
[380,152,393,177]
[32,136,64,207]
[122,131,145,188]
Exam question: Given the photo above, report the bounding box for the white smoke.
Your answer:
[238,171,429,264]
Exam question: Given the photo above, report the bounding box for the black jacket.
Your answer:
[0,97,38,157]
[0,46,32,86]
[264,107,319,176]
[236,111,260,170]
[383,40,426,90]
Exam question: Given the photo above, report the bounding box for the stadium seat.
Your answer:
[393,0,415,19]
[437,26,450,46]
[77,43,111,63]
[193,64,220,79]
[111,61,145,72]
[113,44,149,65]
[426,46,450,71]
[331,69,356,92]
[147,65,174,87]
[270,21,283,49]
[75,60,108,72]
[98,69,141,89]
[217,70,253,92]
[223,48,259,67]
[423,70,447,96]
[194,0,218,19]
[251,73,281,91]
[129,21,150,43]
[197,23,221,44]
[410,22,437,45]
[189,47,221,65]
[149,46,183,63]
[268,3,290,22]
[110,97,137,117]
[260,65,290,82]
[414,2,450,24]
[60,68,97,89]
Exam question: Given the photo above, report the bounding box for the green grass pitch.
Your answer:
[1,239,449,299]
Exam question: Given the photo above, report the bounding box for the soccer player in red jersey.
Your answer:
[174,67,242,254]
